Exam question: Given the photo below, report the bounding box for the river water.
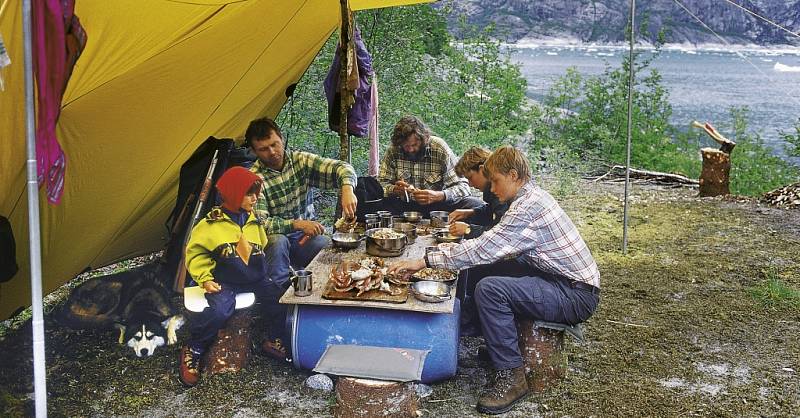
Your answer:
[510,42,800,164]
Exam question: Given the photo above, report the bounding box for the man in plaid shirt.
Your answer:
[246,118,357,351]
[390,146,600,415]
[377,116,483,215]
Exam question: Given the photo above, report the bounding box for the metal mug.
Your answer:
[379,213,394,228]
[292,269,313,297]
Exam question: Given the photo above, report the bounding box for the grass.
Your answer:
[749,270,800,312]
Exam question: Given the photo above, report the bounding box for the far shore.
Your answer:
[504,38,800,55]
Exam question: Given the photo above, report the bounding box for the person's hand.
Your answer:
[202,280,222,294]
[392,180,414,197]
[448,221,470,237]
[340,185,358,220]
[448,209,474,223]
[411,189,445,205]
[388,259,426,279]
[293,219,325,236]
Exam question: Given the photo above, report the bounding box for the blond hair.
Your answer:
[455,146,491,177]
[483,145,531,182]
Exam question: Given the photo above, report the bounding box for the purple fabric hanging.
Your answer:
[324,27,374,138]
[32,0,86,204]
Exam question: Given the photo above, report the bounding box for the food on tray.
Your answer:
[328,257,406,296]
[415,223,434,235]
[371,229,405,240]
[412,268,457,282]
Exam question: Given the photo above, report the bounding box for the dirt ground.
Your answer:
[1,179,798,417]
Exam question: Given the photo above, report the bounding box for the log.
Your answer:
[699,148,731,197]
[516,319,566,393]
[591,165,698,185]
[334,377,419,418]
[203,309,253,375]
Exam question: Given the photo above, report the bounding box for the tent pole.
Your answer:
[622,0,635,254]
[22,0,48,416]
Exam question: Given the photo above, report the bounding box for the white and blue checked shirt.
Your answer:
[427,181,600,287]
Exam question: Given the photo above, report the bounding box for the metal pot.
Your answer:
[365,228,407,257]
[331,232,363,249]
[402,211,421,223]
[410,280,452,303]
[434,230,463,244]
[393,222,417,244]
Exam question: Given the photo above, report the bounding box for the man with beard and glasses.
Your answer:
[377,115,483,216]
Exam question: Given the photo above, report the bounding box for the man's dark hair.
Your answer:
[391,115,431,147]
[245,117,283,147]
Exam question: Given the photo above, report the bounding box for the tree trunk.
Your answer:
[334,377,419,418]
[203,309,253,375]
[516,319,566,393]
[699,148,731,197]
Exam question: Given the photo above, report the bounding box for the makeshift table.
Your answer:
[279,234,460,383]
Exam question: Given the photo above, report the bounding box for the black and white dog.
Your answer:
[58,263,184,357]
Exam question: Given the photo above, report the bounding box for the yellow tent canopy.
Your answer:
[0,0,430,319]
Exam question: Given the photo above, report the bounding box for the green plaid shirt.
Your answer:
[250,149,357,234]
[378,136,471,202]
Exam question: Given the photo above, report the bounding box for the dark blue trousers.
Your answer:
[265,230,330,287]
[463,258,599,370]
[188,279,289,351]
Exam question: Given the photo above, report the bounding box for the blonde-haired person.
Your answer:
[447,146,509,239]
[389,145,600,415]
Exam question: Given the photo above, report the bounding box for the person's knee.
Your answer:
[474,277,504,304]
[267,234,290,252]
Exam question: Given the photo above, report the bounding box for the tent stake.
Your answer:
[622,0,635,255]
[22,0,48,416]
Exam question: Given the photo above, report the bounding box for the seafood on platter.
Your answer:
[329,257,409,296]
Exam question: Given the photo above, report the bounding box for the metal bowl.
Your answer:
[434,230,463,244]
[429,211,449,228]
[392,222,417,244]
[402,211,421,223]
[365,228,407,257]
[410,280,452,303]
[331,232,363,249]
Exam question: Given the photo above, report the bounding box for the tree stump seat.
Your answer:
[334,377,419,418]
[516,319,584,393]
[183,286,256,376]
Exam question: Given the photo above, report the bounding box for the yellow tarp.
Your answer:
[0,0,431,319]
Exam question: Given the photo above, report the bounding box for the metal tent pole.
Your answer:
[622,0,635,254]
[22,0,48,416]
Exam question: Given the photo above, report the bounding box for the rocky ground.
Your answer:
[1,178,798,417]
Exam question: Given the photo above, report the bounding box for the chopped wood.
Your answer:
[761,182,800,209]
[588,165,699,186]
[699,148,731,197]
[334,377,419,418]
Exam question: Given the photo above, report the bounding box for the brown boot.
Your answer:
[477,366,529,415]
[179,346,203,387]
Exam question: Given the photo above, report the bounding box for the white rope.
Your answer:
[721,0,800,40]
[673,0,800,109]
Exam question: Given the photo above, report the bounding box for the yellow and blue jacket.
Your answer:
[185,207,269,285]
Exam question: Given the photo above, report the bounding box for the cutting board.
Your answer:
[322,281,409,304]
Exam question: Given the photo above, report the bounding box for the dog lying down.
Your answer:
[58,263,184,357]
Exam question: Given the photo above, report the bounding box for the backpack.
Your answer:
[353,176,384,221]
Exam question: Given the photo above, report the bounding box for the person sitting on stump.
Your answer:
[389,146,600,415]
[179,167,289,387]
[246,116,357,293]
[377,115,483,216]
[447,146,509,239]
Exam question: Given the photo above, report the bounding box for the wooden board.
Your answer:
[321,281,409,304]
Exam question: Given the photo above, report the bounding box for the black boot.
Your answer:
[477,366,529,415]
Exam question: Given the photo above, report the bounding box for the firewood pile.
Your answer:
[761,182,800,209]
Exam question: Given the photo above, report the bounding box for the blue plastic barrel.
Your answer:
[287,299,460,383]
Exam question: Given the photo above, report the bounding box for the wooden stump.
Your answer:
[516,319,566,393]
[699,148,731,197]
[334,377,419,418]
[203,309,253,375]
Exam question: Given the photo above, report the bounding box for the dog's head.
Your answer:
[123,320,166,357]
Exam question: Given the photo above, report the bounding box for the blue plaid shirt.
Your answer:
[427,181,600,287]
